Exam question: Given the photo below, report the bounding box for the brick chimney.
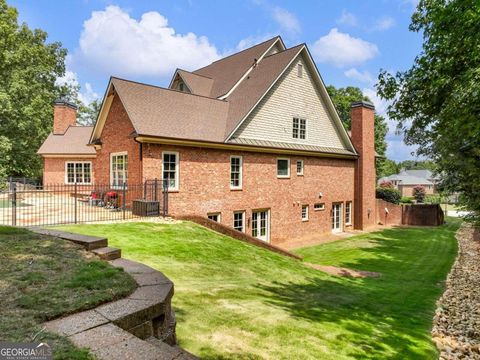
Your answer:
[53,100,77,135]
[351,101,376,230]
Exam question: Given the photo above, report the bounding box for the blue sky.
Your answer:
[11,0,422,161]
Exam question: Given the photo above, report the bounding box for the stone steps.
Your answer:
[30,227,107,250]
[92,246,121,260]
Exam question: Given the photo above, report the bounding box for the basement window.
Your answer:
[233,211,245,232]
[208,213,221,222]
[314,203,325,211]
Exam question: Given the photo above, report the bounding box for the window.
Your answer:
[293,118,306,139]
[230,156,242,189]
[314,203,325,211]
[346,201,352,225]
[110,152,128,187]
[277,158,290,178]
[208,213,221,222]
[65,162,91,184]
[301,205,309,221]
[179,82,185,91]
[296,160,304,175]
[162,152,179,190]
[297,63,303,78]
[233,211,245,232]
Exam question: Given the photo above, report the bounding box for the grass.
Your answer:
[58,218,460,360]
[0,226,136,359]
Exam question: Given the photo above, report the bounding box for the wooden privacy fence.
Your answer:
[376,199,444,226]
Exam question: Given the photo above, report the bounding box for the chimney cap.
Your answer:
[54,99,78,110]
[351,101,375,110]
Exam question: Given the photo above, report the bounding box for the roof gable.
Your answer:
[226,46,355,153]
[193,36,284,98]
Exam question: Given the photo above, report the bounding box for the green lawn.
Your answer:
[58,219,460,360]
[0,226,136,359]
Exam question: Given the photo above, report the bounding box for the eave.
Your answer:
[135,135,358,160]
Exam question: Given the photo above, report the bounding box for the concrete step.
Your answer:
[147,337,198,359]
[92,247,121,260]
[30,228,108,250]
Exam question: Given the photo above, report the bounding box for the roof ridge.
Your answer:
[193,36,281,72]
[177,68,213,80]
[111,76,226,103]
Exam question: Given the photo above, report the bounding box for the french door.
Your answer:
[252,210,269,242]
[332,203,343,233]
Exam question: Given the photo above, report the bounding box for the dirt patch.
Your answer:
[304,262,381,278]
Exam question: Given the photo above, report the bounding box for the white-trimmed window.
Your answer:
[277,158,290,178]
[233,211,245,232]
[346,201,352,225]
[208,213,221,222]
[314,203,325,211]
[297,63,303,78]
[296,160,304,175]
[65,161,91,184]
[110,152,128,187]
[230,156,242,189]
[162,151,179,190]
[293,118,306,140]
[302,205,309,221]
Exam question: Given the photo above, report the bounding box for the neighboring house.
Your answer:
[37,36,378,245]
[379,169,437,197]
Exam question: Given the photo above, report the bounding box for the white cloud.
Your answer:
[56,70,99,105]
[371,16,395,31]
[312,28,379,67]
[386,138,419,161]
[272,7,301,34]
[344,68,374,84]
[336,10,358,26]
[74,5,220,78]
[236,33,275,51]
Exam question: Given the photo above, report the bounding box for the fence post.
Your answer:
[154,178,158,201]
[122,182,126,220]
[12,183,17,226]
[74,182,78,224]
[163,179,168,216]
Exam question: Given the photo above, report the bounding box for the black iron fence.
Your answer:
[0,179,168,227]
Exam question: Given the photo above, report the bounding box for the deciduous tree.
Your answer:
[377,0,480,222]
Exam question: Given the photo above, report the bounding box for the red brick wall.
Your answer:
[53,103,77,135]
[43,157,95,185]
[94,95,142,185]
[351,103,376,230]
[142,144,355,244]
[376,199,403,226]
[399,184,435,197]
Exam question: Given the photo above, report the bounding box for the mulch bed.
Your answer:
[432,223,480,359]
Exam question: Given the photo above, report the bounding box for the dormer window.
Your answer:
[179,82,185,92]
[293,118,306,139]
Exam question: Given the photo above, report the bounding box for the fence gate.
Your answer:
[0,179,168,227]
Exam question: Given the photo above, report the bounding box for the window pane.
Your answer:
[277,159,289,176]
[230,157,241,187]
[296,161,303,174]
[233,212,244,232]
[163,153,177,189]
[292,118,299,138]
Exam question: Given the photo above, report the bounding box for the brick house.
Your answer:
[378,169,437,197]
[38,36,377,245]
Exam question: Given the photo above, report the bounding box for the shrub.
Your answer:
[413,186,427,203]
[379,180,394,189]
[400,196,413,204]
[425,194,441,204]
[376,187,401,204]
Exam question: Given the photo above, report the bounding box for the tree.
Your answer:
[379,158,399,177]
[0,0,68,178]
[413,186,426,203]
[377,0,480,223]
[376,186,401,204]
[78,99,101,126]
[326,85,390,177]
[397,160,436,171]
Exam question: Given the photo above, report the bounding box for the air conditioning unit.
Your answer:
[132,199,160,216]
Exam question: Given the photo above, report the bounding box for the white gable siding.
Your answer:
[232,55,347,150]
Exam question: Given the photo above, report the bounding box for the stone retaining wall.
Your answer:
[36,228,196,359]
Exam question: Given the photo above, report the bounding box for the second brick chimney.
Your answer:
[53,100,77,135]
[351,101,376,230]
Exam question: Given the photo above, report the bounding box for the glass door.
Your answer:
[332,203,342,233]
